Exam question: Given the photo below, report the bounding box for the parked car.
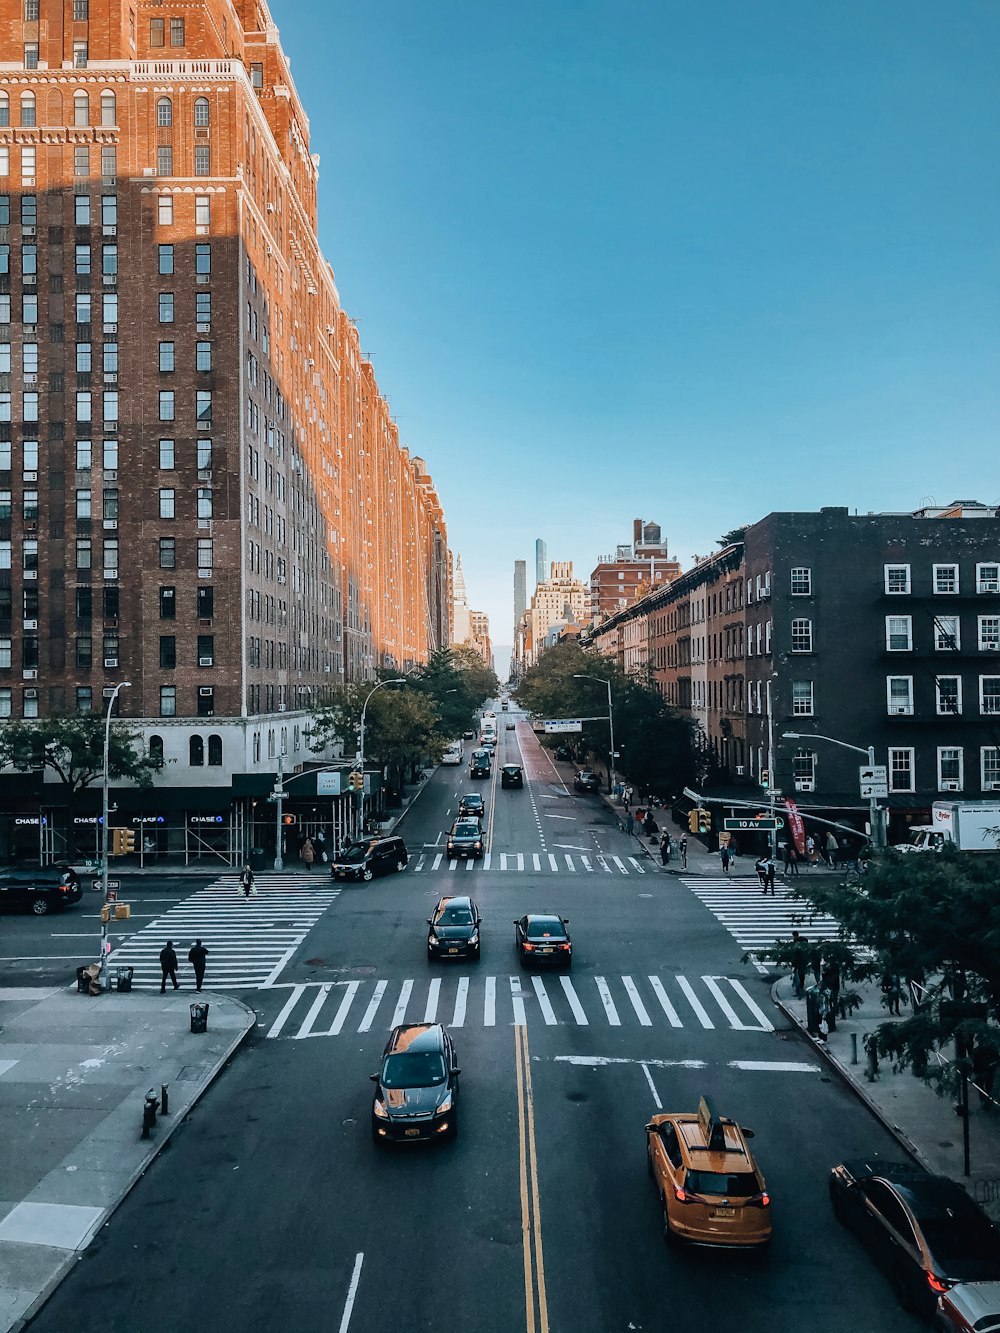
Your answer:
[514,913,572,968]
[370,1023,460,1143]
[501,764,523,789]
[0,865,83,916]
[574,769,601,793]
[329,835,408,883]
[936,1281,1000,1332]
[830,1159,1000,1318]
[457,793,485,819]
[462,730,475,739]
[554,745,574,761]
[427,895,482,961]
[446,820,484,860]
[646,1097,771,1248]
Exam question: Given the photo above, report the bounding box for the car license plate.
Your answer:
[404,1128,421,1137]
[711,1208,736,1219]
[541,947,553,954]
[448,948,459,954]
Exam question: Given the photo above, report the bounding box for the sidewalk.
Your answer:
[0,986,256,1332]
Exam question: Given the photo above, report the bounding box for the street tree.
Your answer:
[411,647,498,737]
[310,682,444,793]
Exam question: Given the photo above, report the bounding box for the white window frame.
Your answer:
[978,616,1000,652]
[933,563,959,595]
[885,615,912,652]
[790,618,813,653]
[886,676,914,715]
[935,675,962,715]
[790,567,812,596]
[934,615,961,652]
[888,747,915,793]
[792,750,815,780]
[976,563,999,595]
[791,680,814,716]
[980,676,1000,717]
[884,564,911,595]
[982,747,1000,791]
[937,747,963,791]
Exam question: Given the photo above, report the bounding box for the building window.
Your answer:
[979,616,1000,652]
[932,563,960,596]
[195,243,211,274]
[0,95,7,127]
[197,687,214,718]
[157,195,173,226]
[196,341,212,372]
[157,145,173,177]
[103,438,118,470]
[977,563,999,595]
[208,733,222,766]
[250,62,263,88]
[159,586,176,619]
[790,567,812,596]
[193,145,211,176]
[103,389,118,422]
[196,390,212,423]
[75,488,92,519]
[790,618,812,653]
[103,488,118,521]
[74,195,90,225]
[197,634,214,666]
[159,487,175,518]
[158,391,174,421]
[76,342,92,373]
[792,750,815,781]
[886,676,913,715]
[197,538,213,575]
[158,292,174,323]
[102,194,117,226]
[100,91,116,127]
[102,293,118,326]
[22,292,38,324]
[149,17,164,46]
[159,636,176,669]
[194,97,210,127]
[982,677,1000,716]
[937,748,963,790]
[73,146,90,178]
[23,391,38,421]
[197,488,213,520]
[885,615,912,652]
[189,735,204,766]
[158,341,175,372]
[102,244,117,276]
[169,17,185,45]
[936,675,961,715]
[791,680,813,716]
[0,689,10,717]
[934,615,960,652]
[76,538,92,569]
[76,686,93,713]
[74,439,92,471]
[158,439,175,470]
[159,538,175,569]
[22,489,37,520]
[75,293,92,324]
[76,391,92,422]
[889,747,915,792]
[158,244,173,275]
[149,735,164,761]
[160,686,176,718]
[20,92,36,126]
[73,41,88,68]
[156,97,172,127]
[0,636,10,666]
[884,564,911,595]
[197,586,214,618]
[195,291,212,325]
[983,748,1000,790]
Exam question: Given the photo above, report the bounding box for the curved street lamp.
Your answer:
[356,678,407,834]
[783,730,885,849]
[99,680,131,983]
[573,673,617,794]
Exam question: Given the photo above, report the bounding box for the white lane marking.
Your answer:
[531,975,557,1025]
[640,1062,662,1108]
[337,1251,365,1333]
[559,975,588,1024]
[564,855,577,872]
[594,976,621,1026]
[548,854,558,872]
[484,975,496,1027]
[677,975,714,1028]
[266,984,306,1038]
[581,856,593,873]
[627,857,646,874]
[728,1061,821,1073]
[423,977,441,1023]
[391,979,413,1027]
[510,976,527,1026]
[327,980,361,1036]
[465,859,475,872]
[414,857,426,872]
[515,853,524,871]
[544,813,575,820]
[702,976,748,1030]
[621,976,652,1026]
[500,854,509,870]
[555,1055,707,1069]
[357,979,387,1033]
[553,843,588,851]
[596,855,613,874]
[647,976,683,1027]
[483,852,492,871]
[262,946,298,989]
[294,983,333,1039]
[725,978,776,1030]
[611,856,628,874]
[452,976,469,1028]
[450,859,459,870]
[432,853,443,870]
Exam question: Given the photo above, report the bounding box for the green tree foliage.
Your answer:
[310,680,444,776]
[410,647,498,738]
[514,643,696,795]
[0,714,162,795]
[717,527,746,547]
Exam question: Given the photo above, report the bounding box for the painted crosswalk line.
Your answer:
[265,971,775,1040]
[680,876,844,972]
[107,876,341,991]
[409,849,648,875]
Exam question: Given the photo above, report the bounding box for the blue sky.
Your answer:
[277,1,999,667]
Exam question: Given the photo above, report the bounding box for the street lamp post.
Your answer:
[272,761,340,871]
[782,731,886,849]
[573,674,617,795]
[357,678,407,836]
[99,680,131,985]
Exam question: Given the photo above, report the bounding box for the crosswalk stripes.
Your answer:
[408,849,646,875]
[106,875,341,991]
[680,876,844,967]
[265,971,775,1040]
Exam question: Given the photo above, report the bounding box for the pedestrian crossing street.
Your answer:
[410,849,647,875]
[265,970,775,1041]
[681,877,844,971]
[106,874,341,991]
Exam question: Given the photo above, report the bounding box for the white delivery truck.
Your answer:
[441,741,464,766]
[900,801,1000,853]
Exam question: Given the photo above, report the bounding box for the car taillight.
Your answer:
[523,942,535,951]
[747,1191,770,1208]
[925,1272,951,1294]
[559,943,571,951]
[674,1185,701,1204]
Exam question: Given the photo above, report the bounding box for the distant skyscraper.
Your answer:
[514,560,527,628]
[535,539,548,588]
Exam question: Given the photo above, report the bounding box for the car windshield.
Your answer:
[685,1170,759,1198]
[339,844,371,864]
[438,906,474,925]
[453,823,479,837]
[504,767,521,775]
[380,1051,447,1089]
[527,919,563,939]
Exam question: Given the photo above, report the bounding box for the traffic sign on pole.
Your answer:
[859,765,888,798]
[723,817,783,832]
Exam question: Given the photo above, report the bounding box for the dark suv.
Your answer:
[371,1023,460,1144]
[457,793,485,819]
[501,764,523,789]
[330,835,408,883]
[427,895,482,961]
[469,749,491,778]
[0,865,83,916]
[447,820,483,860]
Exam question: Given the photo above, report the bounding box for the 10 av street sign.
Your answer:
[723,817,783,831]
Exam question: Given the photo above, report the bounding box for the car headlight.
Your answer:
[435,1095,453,1115]
[468,932,479,945]
[373,1098,389,1119]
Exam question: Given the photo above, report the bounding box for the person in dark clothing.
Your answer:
[188,939,208,992]
[659,832,672,865]
[643,811,657,838]
[755,857,768,889]
[159,941,179,993]
[790,932,809,998]
[764,858,777,894]
[786,845,800,876]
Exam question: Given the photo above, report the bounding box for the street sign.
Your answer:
[859,765,889,798]
[316,771,342,797]
[91,878,121,892]
[723,817,783,831]
[544,719,583,733]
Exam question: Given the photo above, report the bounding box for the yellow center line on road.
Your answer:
[515,1023,549,1333]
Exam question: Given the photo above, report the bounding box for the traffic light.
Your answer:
[282,814,298,826]
[697,809,712,835]
[760,768,770,790]
[111,828,136,855]
[349,771,364,791]
[688,809,699,834]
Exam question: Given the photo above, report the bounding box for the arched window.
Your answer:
[193,97,210,127]
[73,91,90,127]
[156,97,172,127]
[0,93,9,128]
[20,92,36,127]
[189,735,204,766]
[149,735,164,761]
[100,91,116,127]
[207,733,222,766]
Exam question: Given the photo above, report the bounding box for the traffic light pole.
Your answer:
[273,750,285,871]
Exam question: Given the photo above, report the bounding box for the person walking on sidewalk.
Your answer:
[623,810,635,836]
[239,864,255,900]
[159,941,179,993]
[188,939,208,992]
[785,845,800,876]
[805,834,816,868]
[824,830,838,868]
[720,844,732,876]
[678,834,688,869]
[764,857,776,894]
[755,856,768,890]
[301,837,315,871]
[659,832,672,865]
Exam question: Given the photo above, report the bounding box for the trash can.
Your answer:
[116,966,134,992]
[250,847,266,872]
[805,986,822,1036]
[190,1002,209,1034]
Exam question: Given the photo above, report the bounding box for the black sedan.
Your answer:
[427,895,481,961]
[370,1023,460,1144]
[457,793,485,819]
[0,865,84,915]
[514,913,572,968]
[574,769,601,793]
[830,1159,1000,1318]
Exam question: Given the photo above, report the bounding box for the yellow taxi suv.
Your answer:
[645,1097,772,1249]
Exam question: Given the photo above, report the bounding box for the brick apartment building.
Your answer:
[589,518,680,623]
[0,0,450,864]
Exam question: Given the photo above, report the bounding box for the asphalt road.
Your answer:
[26,711,918,1332]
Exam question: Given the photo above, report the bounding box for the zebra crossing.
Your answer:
[106,874,341,991]
[681,876,844,964]
[265,970,775,1040]
[410,849,647,875]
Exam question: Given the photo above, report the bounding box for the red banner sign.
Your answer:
[783,798,807,855]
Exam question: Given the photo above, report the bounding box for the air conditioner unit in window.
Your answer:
[24,374,36,385]
[989,782,1000,791]
[102,687,116,699]
[890,705,912,715]
[24,687,37,699]
[105,470,117,481]
[277,575,286,585]
[104,658,118,668]
[23,569,37,580]
[103,519,117,530]
[22,669,37,679]
[198,656,214,667]
[794,778,815,791]
[984,643,1000,651]
[198,469,212,480]
[23,619,37,630]
[198,687,213,697]
[102,225,116,236]
[104,570,118,581]
[941,781,960,791]
[982,582,999,594]
[22,226,35,236]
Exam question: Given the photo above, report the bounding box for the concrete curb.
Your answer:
[8,996,257,1333]
[769,977,928,1170]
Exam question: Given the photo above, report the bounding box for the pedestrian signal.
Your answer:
[281,814,297,826]
[697,809,712,835]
